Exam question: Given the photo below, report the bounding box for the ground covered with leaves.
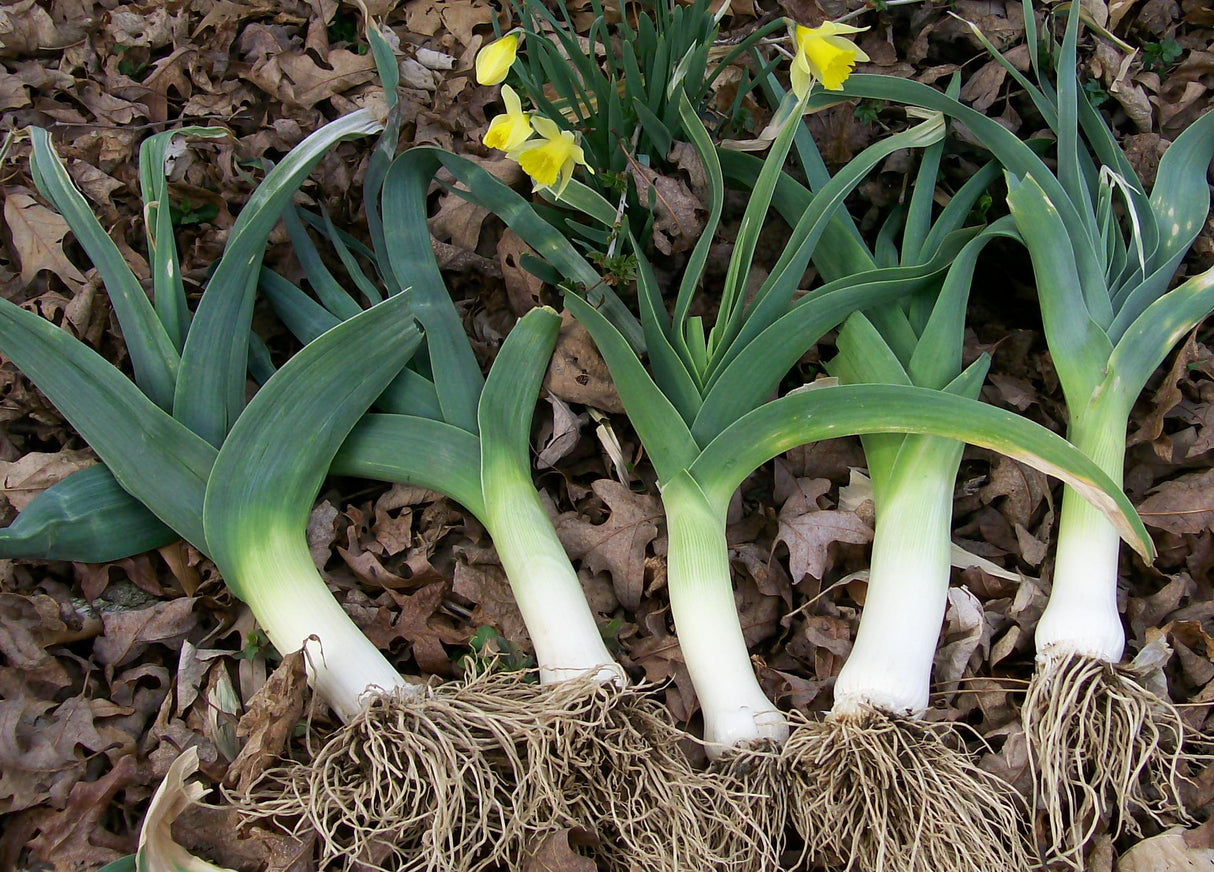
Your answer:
[1,0,1213,869]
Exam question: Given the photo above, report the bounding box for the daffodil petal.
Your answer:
[790,52,813,99]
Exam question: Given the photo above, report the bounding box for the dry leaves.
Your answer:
[774,476,873,583]
[556,480,661,612]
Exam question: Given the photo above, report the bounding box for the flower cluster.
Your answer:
[475,34,592,198]
[471,17,867,195]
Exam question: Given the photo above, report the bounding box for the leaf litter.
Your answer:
[0,0,1212,868]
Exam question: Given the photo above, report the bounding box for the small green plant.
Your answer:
[169,197,218,228]
[1081,78,1110,108]
[1141,37,1182,72]
[855,98,883,124]
[459,625,537,675]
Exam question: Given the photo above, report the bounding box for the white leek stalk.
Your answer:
[223,527,411,721]
[831,439,958,717]
[664,473,788,752]
[1034,395,1131,663]
[483,456,623,685]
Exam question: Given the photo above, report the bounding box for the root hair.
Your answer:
[782,711,1033,872]
[526,679,773,872]
[236,670,547,872]
[1024,651,1191,868]
[709,743,787,872]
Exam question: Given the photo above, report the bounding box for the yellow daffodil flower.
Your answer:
[483,85,533,151]
[790,21,870,96]
[507,116,593,198]
[475,33,520,86]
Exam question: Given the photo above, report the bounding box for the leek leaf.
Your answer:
[1148,105,1214,267]
[1107,265,1214,400]
[671,89,725,348]
[30,129,180,410]
[175,109,384,447]
[809,74,1107,296]
[1005,173,1113,406]
[694,251,962,443]
[204,291,419,599]
[633,238,703,423]
[0,465,174,562]
[138,126,230,351]
[563,292,700,483]
[0,297,214,548]
[710,111,945,376]
[689,383,1154,560]
[334,415,485,522]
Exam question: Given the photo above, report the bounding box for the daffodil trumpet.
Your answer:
[789,20,870,97]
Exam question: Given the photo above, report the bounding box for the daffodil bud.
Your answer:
[475,33,520,86]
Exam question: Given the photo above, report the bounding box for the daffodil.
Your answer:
[475,33,520,86]
[790,21,870,96]
[483,85,534,152]
[507,116,593,197]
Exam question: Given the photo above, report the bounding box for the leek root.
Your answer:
[1024,650,1188,868]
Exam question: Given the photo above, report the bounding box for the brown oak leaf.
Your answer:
[555,480,661,611]
[774,478,872,582]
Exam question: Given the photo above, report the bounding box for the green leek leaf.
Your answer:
[204,291,419,599]
[689,382,1153,560]
[175,109,384,447]
[0,465,174,562]
[0,297,214,549]
[30,129,180,410]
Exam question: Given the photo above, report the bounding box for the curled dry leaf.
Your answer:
[226,649,307,794]
[139,747,238,872]
[523,827,600,872]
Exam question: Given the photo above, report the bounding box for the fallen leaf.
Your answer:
[3,192,88,289]
[430,156,523,250]
[138,748,238,872]
[523,827,599,872]
[537,393,587,469]
[555,480,661,612]
[1116,826,1214,870]
[94,598,199,669]
[933,586,989,694]
[774,478,872,582]
[1138,469,1214,534]
[544,311,625,413]
[628,160,705,255]
[26,753,139,869]
[453,561,529,657]
[498,229,546,317]
[226,650,307,793]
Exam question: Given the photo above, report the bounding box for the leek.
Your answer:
[257,126,754,868]
[552,84,1152,872]
[0,111,529,870]
[802,9,1214,859]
